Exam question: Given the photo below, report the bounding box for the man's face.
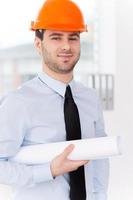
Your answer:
[36,30,81,74]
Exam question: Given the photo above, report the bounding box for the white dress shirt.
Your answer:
[0,72,109,200]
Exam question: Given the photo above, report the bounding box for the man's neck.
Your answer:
[43,68,73,84]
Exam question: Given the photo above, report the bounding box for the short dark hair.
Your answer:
[35,29,45,40]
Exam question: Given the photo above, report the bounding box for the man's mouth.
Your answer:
[58,53,73,57]
[57,53,73,62]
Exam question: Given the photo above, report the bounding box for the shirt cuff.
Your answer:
[93,192,107,200]
[32,162,54,183]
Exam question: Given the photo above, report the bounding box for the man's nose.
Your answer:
[61,40,71,51]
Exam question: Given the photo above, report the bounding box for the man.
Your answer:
[0,0,109,200]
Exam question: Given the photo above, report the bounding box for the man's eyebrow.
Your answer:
[69,33,80,38]
[49,33,63,37]
[48,32,80,37]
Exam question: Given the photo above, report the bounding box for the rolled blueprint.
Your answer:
[11,136,122,165]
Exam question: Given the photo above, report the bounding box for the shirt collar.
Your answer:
[38,72,75,98]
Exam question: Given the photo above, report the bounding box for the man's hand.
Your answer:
[50,144,89,177]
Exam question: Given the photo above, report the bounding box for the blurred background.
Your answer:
[0,0,133,199]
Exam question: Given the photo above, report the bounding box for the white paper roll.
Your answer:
[10,136,122,165]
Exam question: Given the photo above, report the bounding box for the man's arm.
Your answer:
[0,94,88,188]
[0,94,54,187]
[0,159,53,187]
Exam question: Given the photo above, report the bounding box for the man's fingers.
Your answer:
[51,145,90,177]
[61,144,75,159]
[69,159,89,166]
[74,160,89,166]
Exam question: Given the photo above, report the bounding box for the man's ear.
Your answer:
[34,37,42,55]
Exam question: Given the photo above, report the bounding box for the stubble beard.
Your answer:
[42,46,80,74]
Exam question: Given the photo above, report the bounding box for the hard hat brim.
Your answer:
[30,21,88,32]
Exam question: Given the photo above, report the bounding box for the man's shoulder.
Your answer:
[74,80,98,98]
[2,76,39,104]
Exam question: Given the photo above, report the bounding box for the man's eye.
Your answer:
[69,37,78,41]
[51,37,61,40]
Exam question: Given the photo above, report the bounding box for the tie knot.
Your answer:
[65,85,73,100]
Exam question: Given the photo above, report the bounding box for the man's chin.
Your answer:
[57,64,75,74]
[56,68,74,74]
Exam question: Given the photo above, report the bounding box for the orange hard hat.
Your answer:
[30,0,87,32]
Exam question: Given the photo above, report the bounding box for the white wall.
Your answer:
[103,0,133,199]
[97,0,116,74]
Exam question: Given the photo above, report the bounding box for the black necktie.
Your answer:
[64,85,86,200]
